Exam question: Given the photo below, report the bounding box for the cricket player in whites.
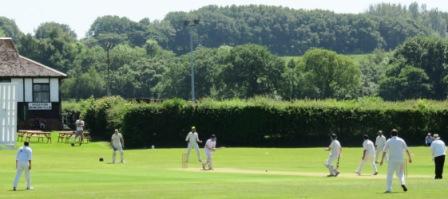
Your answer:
[202,134,217,170]
[325,133,341,177]
[356,134,378,176]
[185,126,202,163]
[111,129,125,164]
[74,117,85,145]
[375,130,386,163]
[13,142,32,191]
[380,129,412,193]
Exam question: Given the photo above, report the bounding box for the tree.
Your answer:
[17,23,81,73]
[379,36,448,100]
[0,17,22,39]
[359,50,390,96]
[301,49,361,99]
[221,44,284,98]
[279,59,307,99]
[35,22,77,40]
[61,68,107,99]
[379,64,431,100]
[93,33,126,95]
[87,15,147,46]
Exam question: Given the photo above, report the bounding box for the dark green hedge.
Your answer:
[120,99,448,148]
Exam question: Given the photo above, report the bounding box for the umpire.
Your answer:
[430,134,446,179]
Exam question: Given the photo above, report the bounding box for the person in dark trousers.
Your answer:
[430,134,446,179]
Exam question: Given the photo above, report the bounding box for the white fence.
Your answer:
[0,83,17,149]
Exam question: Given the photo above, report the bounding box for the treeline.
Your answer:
[3,3,445,55]
[1,3,448,100]
[63,97,448,147]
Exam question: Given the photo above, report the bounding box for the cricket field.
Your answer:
[0,136,446,199]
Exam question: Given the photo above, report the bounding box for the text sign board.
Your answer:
[0,83,17,148]
[28,103,52,110]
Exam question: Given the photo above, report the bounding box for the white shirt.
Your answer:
[111,133,123,147]
[329,140,341,157]
[431,139,446,158]
[205,139,216,153]
[375,135,386,148]
[383,136,408,162]
[185,132,200,144]
[16,146,32,162]
[363,139,376,155]
[76,119,85,131]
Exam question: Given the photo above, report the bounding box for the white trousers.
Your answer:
[356,154,377,174]
[205,150,213,169]
[375,146,384,162]
[13,162,31,188]
[186,143,201,162]
[112,145,124,163]
[386,160,406,192]
[325,155,338,175]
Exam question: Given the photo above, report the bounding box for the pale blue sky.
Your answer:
[1,0,447,38]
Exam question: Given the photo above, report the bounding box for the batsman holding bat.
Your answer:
[325,133,342,177]
[202,134,217,170]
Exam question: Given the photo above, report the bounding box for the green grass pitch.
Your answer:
[0,136,446,199]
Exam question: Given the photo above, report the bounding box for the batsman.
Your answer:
[325,133,342,177]
[202,134,217,170]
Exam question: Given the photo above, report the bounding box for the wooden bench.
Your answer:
[19,130,51,143]
[58,131,91,144]
[17,131,25,141]
[57,131,74,143]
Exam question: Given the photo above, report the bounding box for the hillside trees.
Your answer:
[380,36,448,100]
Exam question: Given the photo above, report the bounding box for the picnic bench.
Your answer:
[57,131,91,143]
[18,130,52,143]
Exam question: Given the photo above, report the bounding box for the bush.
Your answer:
[120,98,448,148]
[82,96,131,140]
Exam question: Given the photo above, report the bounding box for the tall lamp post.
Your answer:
[184,19,200,102]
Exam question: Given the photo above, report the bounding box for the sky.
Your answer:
[1,0,447,38]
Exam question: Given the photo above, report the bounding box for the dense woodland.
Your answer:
[1,3,448,100]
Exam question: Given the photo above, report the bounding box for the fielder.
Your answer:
[73,117,85,145]
[13,142,32,191]
[380,129,412,193]
[202,134,217,170]
[356,134,378,176]
[185,126,202,163]
[111,129,125,164]
[375,130,386,163]
[325,133,341,177]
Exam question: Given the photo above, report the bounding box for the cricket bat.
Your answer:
[336,155,341,169]
[404,159,408,182]
[182,153,188,168]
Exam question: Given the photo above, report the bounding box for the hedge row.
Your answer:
[63,97,448,148]
[121,98,448,148]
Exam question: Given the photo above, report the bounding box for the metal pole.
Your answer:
[189,27,195,102]
[106,48,111,96]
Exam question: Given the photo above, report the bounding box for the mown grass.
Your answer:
[0,139,446,199]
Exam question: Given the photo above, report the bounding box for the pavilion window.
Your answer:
[33,83,50,102]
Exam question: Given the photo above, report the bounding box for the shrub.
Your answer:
[121,98,448,148]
